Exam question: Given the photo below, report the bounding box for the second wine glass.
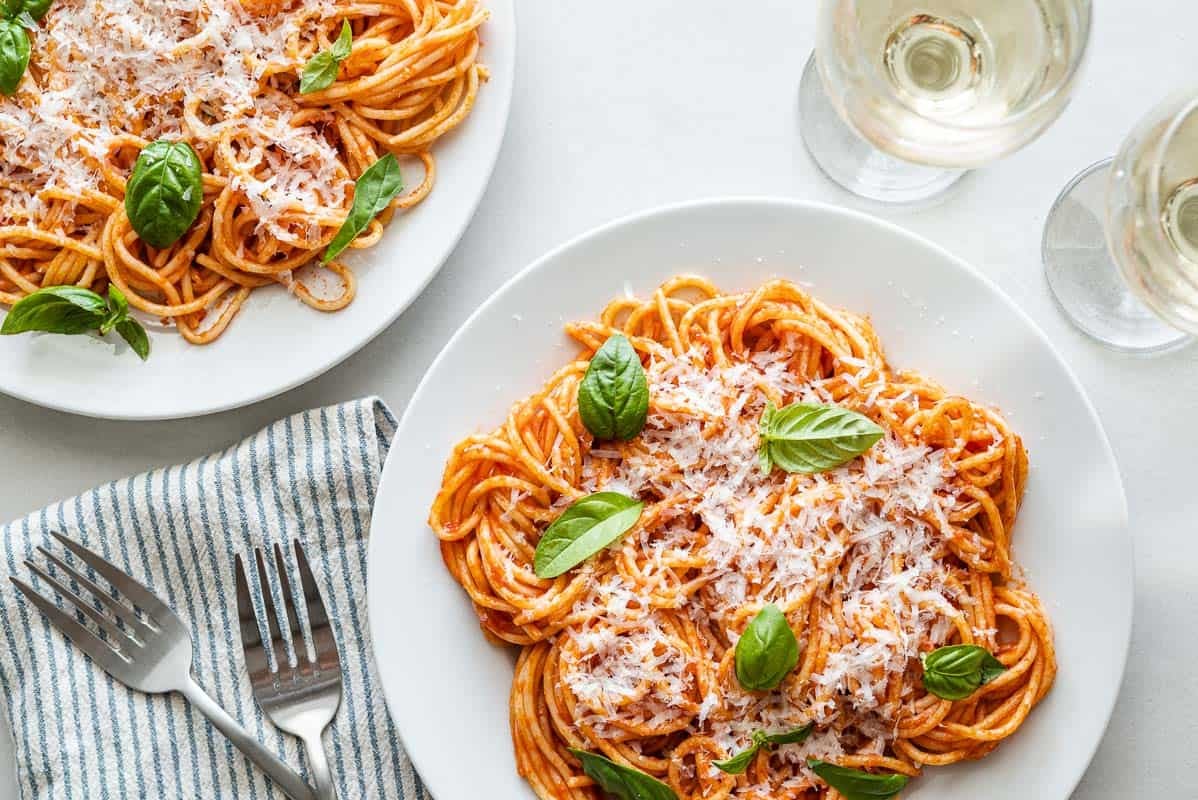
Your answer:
[800,0,1092,203]
[1044,90,1198,353]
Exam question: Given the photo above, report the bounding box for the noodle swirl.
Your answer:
[430,276,1054,800]
[0,0,487,343]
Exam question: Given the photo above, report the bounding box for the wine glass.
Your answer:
[1044,91,1198,352]
[799,0,1092,203]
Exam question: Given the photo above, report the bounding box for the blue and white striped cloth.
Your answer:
[0,397,426,800]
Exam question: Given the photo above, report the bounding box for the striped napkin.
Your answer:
[0,397,424,800]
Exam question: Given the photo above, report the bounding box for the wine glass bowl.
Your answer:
[801,0,1092,202]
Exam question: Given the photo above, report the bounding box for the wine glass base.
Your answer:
[799,54,965,204]
[1043,158,1191,353]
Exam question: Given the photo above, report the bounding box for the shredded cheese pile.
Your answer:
[0,0,347,238]
[561,343,969,767]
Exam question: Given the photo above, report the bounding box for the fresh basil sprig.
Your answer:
[1,285,150,359]
[2,0,52,21]
[0,0,50,96]
[758,400,884,475]
[807,760,908,800]
[533,491,643,578]
[323,153,403,263]
[578,333,649,441]
[568,749,677,800]
[299,20,352,94]
[921,644,1006,701]
[0,18,29,96]
[734,604,800,691]
[125,140,204,250]
[713,724,813,775]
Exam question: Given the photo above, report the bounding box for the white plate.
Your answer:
[0,2,515,420]
[368,198,1131,800]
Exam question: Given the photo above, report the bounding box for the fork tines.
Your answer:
[10,532,165,671]
[235,540,339,680]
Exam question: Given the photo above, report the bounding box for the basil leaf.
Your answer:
[712,740,762,775]
[568,749,677,800]
[107,283,129,316]
[807,760,908,800]
[578,333,649,441]
[115,318,150,361]
[734,604,800,691]
[763,723,814,746]
[979,652,1007,685]
[756,400,776,474]
[2,0,51,21]
[322,153,403,263]
[299,51,337,93]
[124,140,204,249]
[533,491,643,578]
[329,19,352,60]
[921,644,1007,701]
[758,400,884,474]
[714,725,812,775]
[13,10,35,30]
[0,18,30,96]
[1,285,151,360]
[99,283,129,334]
[299,20,352,94]
[1,286,106,335]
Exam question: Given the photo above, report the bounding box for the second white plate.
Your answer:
[368,197,1131,800]
[0,1,515,420]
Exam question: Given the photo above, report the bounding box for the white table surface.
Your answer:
[1,1,1195,797]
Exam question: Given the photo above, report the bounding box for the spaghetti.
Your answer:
[430,277,1055,800]
[0,0,487,343]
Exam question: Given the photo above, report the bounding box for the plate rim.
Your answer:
[0,0,517,421]
[367,194,1133,800]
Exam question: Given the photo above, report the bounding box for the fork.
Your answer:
[10,532,316,800]
[235,540,342,800]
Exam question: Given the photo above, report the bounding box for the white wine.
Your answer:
[1163,179,1198,266]
[1103,92,1198,338]
[870,1,1077,126]
[1157,107,1198,276]
[883,15,983,113]
[817,0,1090,167]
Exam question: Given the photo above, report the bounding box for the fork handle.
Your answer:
[181,677,317,800]
[301,730,338,800]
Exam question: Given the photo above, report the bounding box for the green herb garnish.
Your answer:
[124,140,204,250]
[2,285,150,360]
[299,20,352,94]
[533,491,643,579]
[578,333,649,441]
[734,604,800,691]
[322,153,403,263]
[713,724,814,775]
[758,400,883,474]
[920,644,1006,701]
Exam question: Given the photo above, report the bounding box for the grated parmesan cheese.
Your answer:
[0,0,348,238]
[561,344,965,762]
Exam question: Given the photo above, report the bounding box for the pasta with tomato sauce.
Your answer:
[430,276,1055,800]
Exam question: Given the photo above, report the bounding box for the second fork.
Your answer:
[236,540,343,800]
